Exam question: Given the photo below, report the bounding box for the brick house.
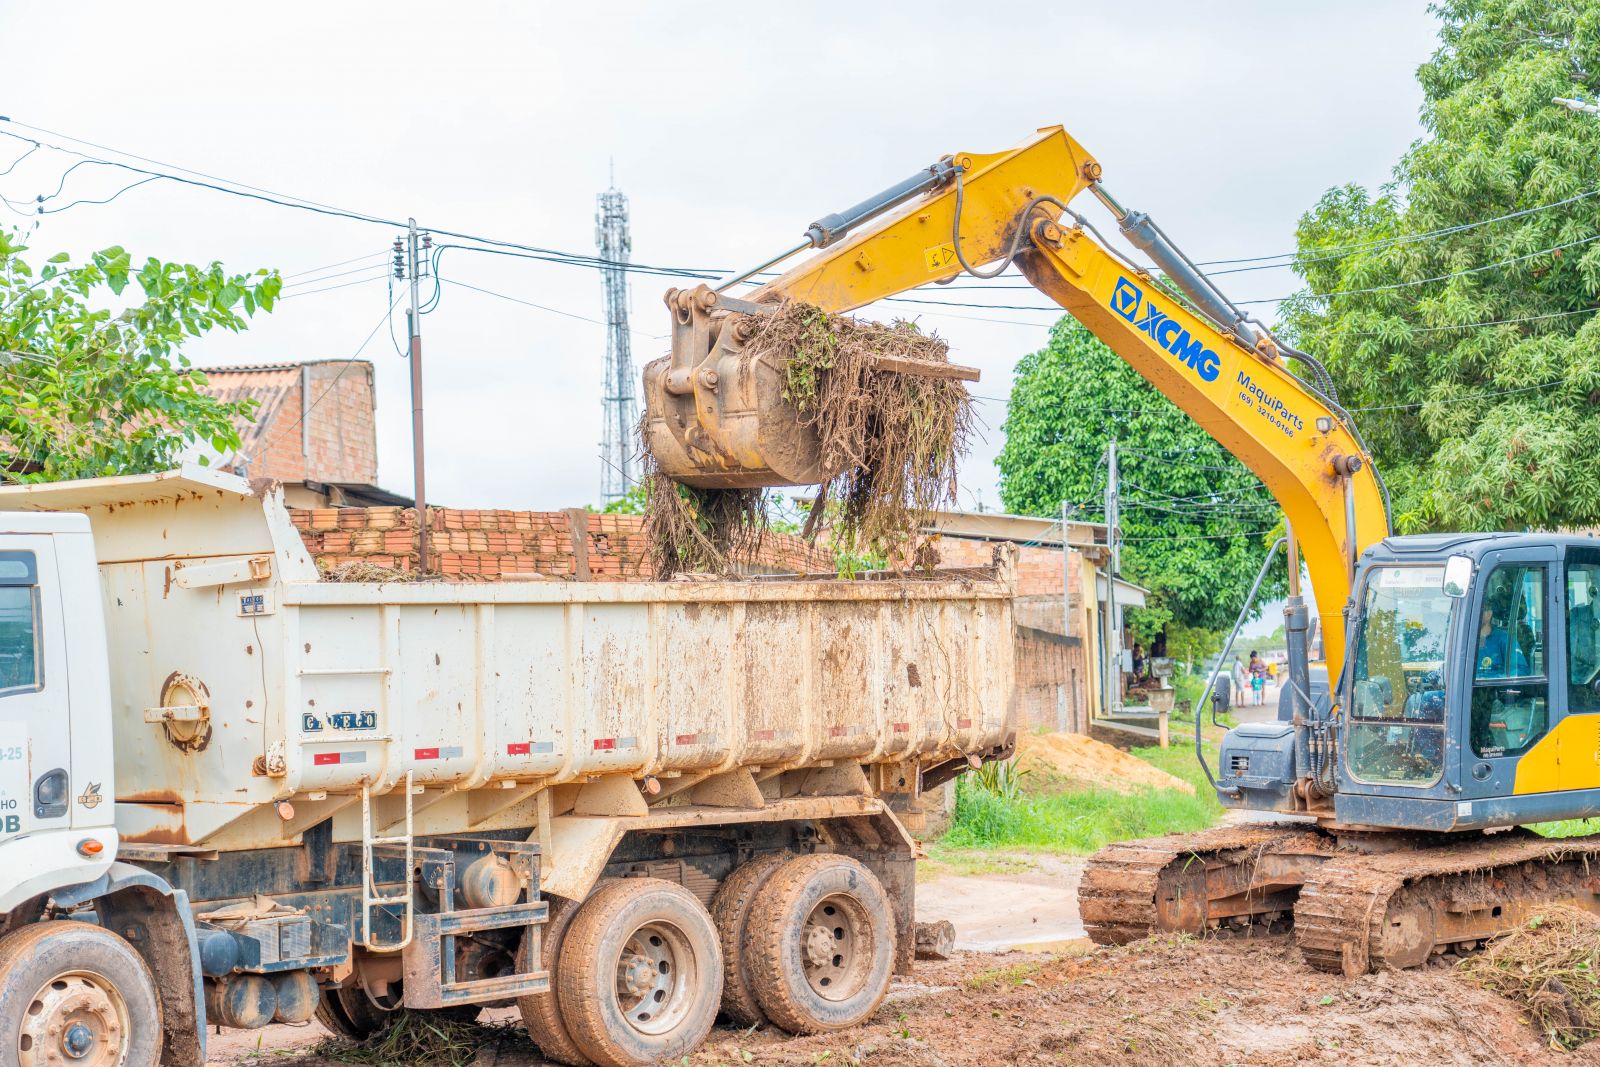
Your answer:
[194,360,409,509]
[917,510,1148,732]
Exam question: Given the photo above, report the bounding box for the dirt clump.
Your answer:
[1460,905,1600,1048]
[1015,731,1195,795]
[320,559,415,583]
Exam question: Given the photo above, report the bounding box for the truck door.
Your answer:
[1460,547,1557,800]
[0,538,71,840]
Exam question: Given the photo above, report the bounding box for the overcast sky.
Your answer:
[3,1,1440,511]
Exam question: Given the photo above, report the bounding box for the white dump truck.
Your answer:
[0,466,1014,1067]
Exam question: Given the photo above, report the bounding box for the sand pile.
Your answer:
[1014,731,1194,795]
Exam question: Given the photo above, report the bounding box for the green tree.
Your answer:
[998,318,1284,632]
[0,231,281,481]
[1283,0,1600,532]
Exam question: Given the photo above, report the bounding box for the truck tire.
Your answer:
[517,895,591,1065]
[314,988,373,1041]
[747,854,894,1034]
[0,919,163,1067]
[557,878,722,1067]
[709,851,792,1025]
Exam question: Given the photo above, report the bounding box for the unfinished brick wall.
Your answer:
[289,506,834,580]
[199,361,378,486]
[1014,625,1089,733]
[922,535,1078,598]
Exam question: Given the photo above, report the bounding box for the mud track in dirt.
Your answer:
[216,933,1598,1067]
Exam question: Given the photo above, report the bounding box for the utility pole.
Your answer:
[397,219,433,573]
[596,173,637,503]
[1060,498,1074,638]
[1101,437,1122,716]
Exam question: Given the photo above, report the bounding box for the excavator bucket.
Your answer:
[641,286,828,489]
[641,285,979,489]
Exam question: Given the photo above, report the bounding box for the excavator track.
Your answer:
[1294,830,1600,975]
[1079,822,1331,945]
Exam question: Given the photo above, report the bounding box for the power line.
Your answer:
[1239,232,1600,306]
[278,272,389,300]
[240,290,406,470]
[1194,188,1600,270]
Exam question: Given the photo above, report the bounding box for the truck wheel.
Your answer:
[709,851,792,1025]
[314,989,371,1040]
[557,878,722,1067]
[517,895,591,1065]
[0,919,163,1067]
[747,854,894,1034]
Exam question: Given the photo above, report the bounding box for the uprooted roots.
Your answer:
[1458,905,1600,1048]
[641,302,971,577]
[641,464,767,577]
[756,302,970,555]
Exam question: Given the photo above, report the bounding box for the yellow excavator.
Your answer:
[642,125,1600,973]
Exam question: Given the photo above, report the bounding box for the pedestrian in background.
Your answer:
[1249,651,1268,706]
[1232,656,1247,709]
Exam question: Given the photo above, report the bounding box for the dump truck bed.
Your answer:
[0,468,1014,854]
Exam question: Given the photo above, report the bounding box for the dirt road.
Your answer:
[211,854,1594,1067]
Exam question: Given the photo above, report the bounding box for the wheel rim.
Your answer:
[18,970,131,1067]
[802,893,873,1002]
[613,920,698,1036]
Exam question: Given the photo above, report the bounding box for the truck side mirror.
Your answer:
[1443,555,1472,598]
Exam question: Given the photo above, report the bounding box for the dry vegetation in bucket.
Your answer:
[642,301,971,577]
[1458,905,1600,1048]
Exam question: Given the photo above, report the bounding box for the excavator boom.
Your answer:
[642,125,1388,679]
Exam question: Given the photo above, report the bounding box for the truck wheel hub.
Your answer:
[803,923,835,968]
[20,973,126,1067]
[619,954,657,997]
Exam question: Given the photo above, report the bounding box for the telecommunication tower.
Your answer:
[596,178,637,502]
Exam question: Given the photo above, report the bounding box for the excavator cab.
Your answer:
[1217,533,1600,832]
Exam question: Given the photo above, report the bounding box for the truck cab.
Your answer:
[0,511,119,915]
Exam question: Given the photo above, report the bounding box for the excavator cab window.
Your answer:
[1566,552,1600,714]
[1470,564,1548,759]
[1346,566,1451,786]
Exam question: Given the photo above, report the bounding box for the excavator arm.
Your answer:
[642,125,1390,678]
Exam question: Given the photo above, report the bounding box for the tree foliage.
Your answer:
[998,319,1284,632]
[1283,0,1600,532]
[0,230,281,481]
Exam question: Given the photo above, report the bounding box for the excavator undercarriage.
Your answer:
[1080,825,1600,974]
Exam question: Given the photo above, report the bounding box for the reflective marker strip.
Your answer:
[314,752,367,766]
[674,733,719,746]
[414,746,464,761]
[593,737,637,751]
[506,741,556,756]
[957,718,973,729]
[753,729,776,741]
[892,722,911,733]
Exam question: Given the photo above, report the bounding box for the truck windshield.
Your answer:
[1346,566,1451,786]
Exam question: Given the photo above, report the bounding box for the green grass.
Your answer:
[1529,817,1600,839]
[937,742,1223,854]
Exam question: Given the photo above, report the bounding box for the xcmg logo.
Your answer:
[1109,276,1220,383]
